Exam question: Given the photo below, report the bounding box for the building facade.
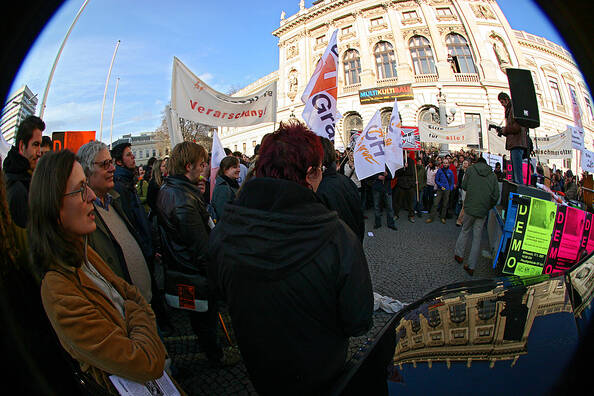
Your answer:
[111,131,169,166]
[0,85,38,145]
[221,0,593,170]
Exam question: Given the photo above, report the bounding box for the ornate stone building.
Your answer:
[221,0,592,170]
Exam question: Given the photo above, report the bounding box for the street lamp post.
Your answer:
[430,86,457,155]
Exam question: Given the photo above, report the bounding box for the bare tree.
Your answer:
[155,105,214,152]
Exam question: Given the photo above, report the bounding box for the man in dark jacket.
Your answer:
[111,142,153,257]
[2,115,44,227]
[426,157,455,224]
[454,157,500,275]
[393,155,417,223]
[316,138,365,242]
[496,92,529,185]
[156,141,228,367]
[372,167,397,230]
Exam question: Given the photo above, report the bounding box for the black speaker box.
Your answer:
[501,179,552,211]
[505,68,540,129]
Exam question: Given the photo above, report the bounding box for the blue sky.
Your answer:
[9,0,569,142]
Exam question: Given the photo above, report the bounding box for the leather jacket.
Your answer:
[155,175,211,275]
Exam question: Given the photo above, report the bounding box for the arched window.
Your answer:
[374,41,397,79]
[343,112,363,146]
[409,36,437,75]
[449,303,467,323]
[446,33,477,74]
[477,299,497,321]
[343,49,362,85]
[428,309,441,327]
[418,105,439,124]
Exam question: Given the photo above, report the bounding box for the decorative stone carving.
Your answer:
[287,69,298,101]
[437,25,463,36]
[368,34,394,47]
[471,4,496,20]
[392,1,416,10]
[402,27,431,41]
[286,45,299,60]
[402,17,423,26]
[361,4,386,18]
[489,34,511,69]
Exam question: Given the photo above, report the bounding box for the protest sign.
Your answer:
[172,57,277,127]
[582,149,594,173]
[569,89,585,150]
[502,196,557,276]
[385,98,404,176]
[401,127,421,150]
[545,206,586,275]
[482,152,503,171]
[301,29,341,140]
[486,122,507,155]
[354,110,387,180]
[585,212,594,254]
[533,131,572,159]
[418,121,478,145]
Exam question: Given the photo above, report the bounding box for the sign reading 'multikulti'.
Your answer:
[359,84,413,104]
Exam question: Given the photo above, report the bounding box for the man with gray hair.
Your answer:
[77,140,153,304]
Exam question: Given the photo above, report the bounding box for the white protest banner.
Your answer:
[533,131,572,159]
[401,127,421,151]
[567,124,584,151]
[418,121,479,145]
[485,121,507,155]
[385,98,404,177]
[301,29,341,140]
[354,110,386,180]
[210,129,227,200]
[482,152,503,171]
[582,149,594,173]
[0,130,10,160]
[570,90,585,150]
[165,105,183,148]
[172,57,277,127]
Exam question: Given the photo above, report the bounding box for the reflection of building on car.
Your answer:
[393,277,571,370]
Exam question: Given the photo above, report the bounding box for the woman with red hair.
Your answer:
[208,121,373,395]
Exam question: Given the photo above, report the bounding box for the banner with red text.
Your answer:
[172,57,277,127]
[418,121,479,145]
[385,98,404,176]
[301,29,341,140]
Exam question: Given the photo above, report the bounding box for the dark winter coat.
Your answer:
[2,146,31,228]
[156,175,211,275]
[316,164,365,243]
[395,161,416,190]
[211,175,239,221]
[208,177,373,396]
[461,161,500,218]
[113,166,153,257]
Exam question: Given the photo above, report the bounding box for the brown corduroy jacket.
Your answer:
[501,102,529,150]
[41,246,166,394]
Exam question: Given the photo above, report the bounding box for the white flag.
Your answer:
[301,30,341,140]
[0,130,11,161]
[165,105,183,148]
[210,128,227,200]
[385,98,404,177]
[354,110,386,180]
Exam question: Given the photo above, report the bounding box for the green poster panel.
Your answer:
[503,196,557,276]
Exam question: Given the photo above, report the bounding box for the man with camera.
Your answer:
[490,92,529,185]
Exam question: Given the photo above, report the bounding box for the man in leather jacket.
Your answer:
[155,141,226,366]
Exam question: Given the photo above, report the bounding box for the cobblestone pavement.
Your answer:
[166,208,499,395]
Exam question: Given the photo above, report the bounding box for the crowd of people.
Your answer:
[1,108,591,395]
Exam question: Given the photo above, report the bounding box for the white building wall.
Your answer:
[222,0,592,170]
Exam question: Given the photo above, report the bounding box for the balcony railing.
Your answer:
[414,74,439,83]
[377,76,398,86]
[342,83,361,93]
[454,73,480,83]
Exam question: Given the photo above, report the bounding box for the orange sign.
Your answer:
[52,131,96,154]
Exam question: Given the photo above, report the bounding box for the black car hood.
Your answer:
[384,260,594,395]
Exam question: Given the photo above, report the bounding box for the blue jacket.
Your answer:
[435,166,454,191]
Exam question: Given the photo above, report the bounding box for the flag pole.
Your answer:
[99,40,120,142]
[109,77,120,150]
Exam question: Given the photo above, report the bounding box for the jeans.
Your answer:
[455,214,487,270]
[510,148,524,185]
[422,186,435,212]
[373,189,395,227]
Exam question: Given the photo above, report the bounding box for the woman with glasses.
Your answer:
[211,156,241,222]
[28,150,169,395]
[208,121,374,395]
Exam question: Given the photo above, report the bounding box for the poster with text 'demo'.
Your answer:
[503,196,557,276]
[545,206,586,275]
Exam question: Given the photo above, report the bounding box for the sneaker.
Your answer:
[440,218,446,224]
[425,218,433,224]
[454,255,463,264]
[408,217,415,223]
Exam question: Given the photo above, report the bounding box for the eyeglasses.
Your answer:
[64,181,90,202]
[93,158,114,170]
